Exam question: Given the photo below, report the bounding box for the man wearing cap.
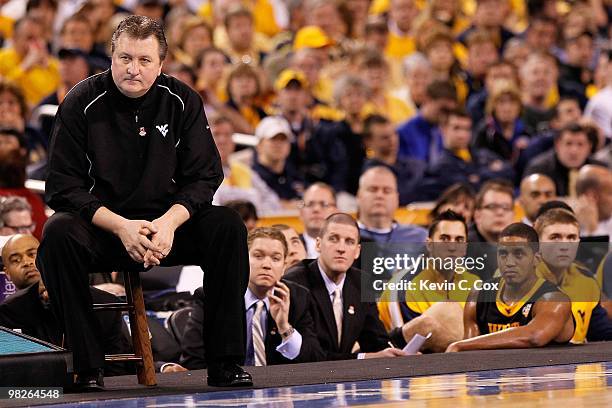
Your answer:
[252,116,304,205]
[274,69,347,192]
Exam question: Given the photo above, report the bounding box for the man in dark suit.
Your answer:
[285,213,408,360]
[175,227,323,369]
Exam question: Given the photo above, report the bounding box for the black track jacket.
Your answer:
[46,70,222,221]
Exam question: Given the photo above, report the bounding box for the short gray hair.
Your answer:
[402,52,431,76]
[333,74,369,107]
[0,196,32,228]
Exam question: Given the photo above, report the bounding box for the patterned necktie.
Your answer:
[252,300,266,366]
[333,288,343,347]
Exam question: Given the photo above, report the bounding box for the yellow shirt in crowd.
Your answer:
[0,48,60,106]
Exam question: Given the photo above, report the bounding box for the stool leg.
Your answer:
[125,271,157,386]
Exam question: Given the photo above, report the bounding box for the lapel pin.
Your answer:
[139,127,147,137]
[348,305,355,315]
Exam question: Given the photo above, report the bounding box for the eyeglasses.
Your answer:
[4,223,36,233]
[298,201,335,209]
[480,203,513,212]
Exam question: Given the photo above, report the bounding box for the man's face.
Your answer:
[527,21,557,51]
[257,134,291,164]
[566,35,594,68]
[475,0,507,28]
[468,42,499,78]
[3,235,40,289]
[211,121,235,164]
[227,15,254,51]
[291,51,320,87]
[364,66,386,91]
[248,237,286,290]
[498,236,538,286]
[59,56,90,90]
[339,86,366,116]
[519,176,556,222]
[474,191,514,239]
[539,223,579,271]
[429,98,457,123]
[366,122,399,158]
[0,210,34,236]
[554,99,582,129]
[278,84,308,115]
[405,64,432,104]
[554,131,592,169]
[317,222,361,275]
[13,20,44,57]
[279,228,306,269]
[61,20,94,52]
[299,186,337,234]
[522,58,557,100]
[198,51,227,83]
[111,33,163,98]
[357,170,399,222]
[442,115,472,150]
[427,220,467,263]
[390,0,418,32]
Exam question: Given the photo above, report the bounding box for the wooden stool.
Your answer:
[92,271,157,386]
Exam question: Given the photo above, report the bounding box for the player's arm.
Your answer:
[462,288,480,339]
[447,291,572,352]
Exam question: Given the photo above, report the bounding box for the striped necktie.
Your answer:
[252,300,267,366]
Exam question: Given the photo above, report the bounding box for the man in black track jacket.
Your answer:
[37,15,251,390]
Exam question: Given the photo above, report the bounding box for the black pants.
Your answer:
[36,206,248,372]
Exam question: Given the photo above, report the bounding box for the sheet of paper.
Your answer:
[402,332,432,354]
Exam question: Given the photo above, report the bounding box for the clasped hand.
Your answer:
[117,217,176,267]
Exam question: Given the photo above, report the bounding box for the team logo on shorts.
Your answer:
[156,124,169,137]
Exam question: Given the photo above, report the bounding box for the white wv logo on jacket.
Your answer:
[156,124,169,137]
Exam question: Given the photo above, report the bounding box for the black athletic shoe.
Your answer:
[207,362,253,387]
[73,368,105,392]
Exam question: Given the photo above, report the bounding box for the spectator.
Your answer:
[0,196,35,237]
[520,52,559,135]
[298,183,338,259]
[57,13,110,71]
[209,113,282,215]
[384,0,419,59]
[362,114,425,205]
[357,166,427,242]
[272,224,307,270]
[274,69,347,192]
[0,16,60,107]
[220,5,266,67]
[359,50,415,124]
[291,32,334,105]
[465,30,499,98]
[518,173,557,226]
[173,17,213,68]
[559,31,594,104]
[316,75,369,195]
[429,183,476,225]
[422,108,513,199]
[457,0,515,51]
[393,52,432,112]
[0,80,47,164]
[397,80,457,163]
[224,200,259,232]
[473,82,531,163]
[524,15,558,53]
[574,165,612,237]
[195,47,230,115]
[468,180,515,280]
[0,129,47,239]
[252,116,304,203]
[225,63,267,133]
[467,60,519,125]
[524,123,606,196]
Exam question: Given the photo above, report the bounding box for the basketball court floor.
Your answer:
[38,361,612,407]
